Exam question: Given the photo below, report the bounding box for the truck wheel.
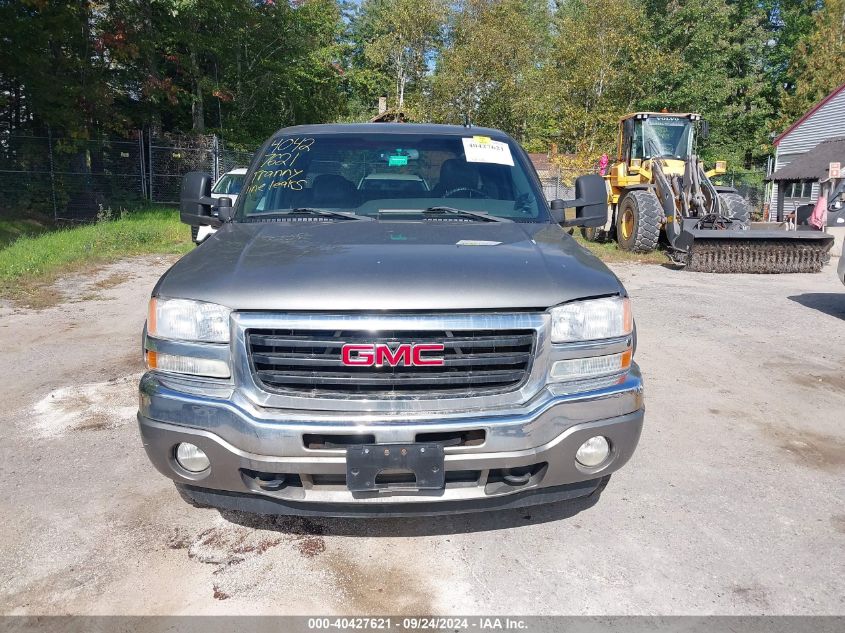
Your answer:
[718,192,751,226]
[580,226,607,243]
[616,190,661,252]
[190,225,200,244]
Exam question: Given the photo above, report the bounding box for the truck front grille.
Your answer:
[247,327,536,397]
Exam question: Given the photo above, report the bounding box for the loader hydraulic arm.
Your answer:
[649,159,676,219]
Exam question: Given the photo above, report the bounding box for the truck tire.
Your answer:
[616,190,661,252]
[190,225,199,244]
[580,226,608,243]
[590,474,612,497]
[718,192,751,226]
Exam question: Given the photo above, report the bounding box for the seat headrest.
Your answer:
[311,174,355,206]
[439,158,480,192]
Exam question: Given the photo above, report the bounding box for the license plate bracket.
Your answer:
[346,443,445,492]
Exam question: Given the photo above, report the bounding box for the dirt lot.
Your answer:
[0,255,843,615]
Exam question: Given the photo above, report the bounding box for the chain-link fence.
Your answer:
[148,134,254,204]
[537,167,597,202]
[0,132,146,221]
[710,170,769,220]
[2,136,766,222]
[0,130,256,221]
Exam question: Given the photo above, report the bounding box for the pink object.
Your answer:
[810,193,827,230]
[598,153,609,176]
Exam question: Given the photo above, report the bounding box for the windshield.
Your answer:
[212,173,245,195]
[239,133,548,222]
[632,117,694,160]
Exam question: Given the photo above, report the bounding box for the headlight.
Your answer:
[549,296,632,343]
[148,297,231,343]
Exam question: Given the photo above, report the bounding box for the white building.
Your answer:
[768,81,845,221]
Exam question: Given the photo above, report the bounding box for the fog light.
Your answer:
[575,436,610,467]
[175,442,210,472]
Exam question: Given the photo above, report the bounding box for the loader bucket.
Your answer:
[684,230,834,273]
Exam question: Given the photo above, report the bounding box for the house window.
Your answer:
[783,180,814,201]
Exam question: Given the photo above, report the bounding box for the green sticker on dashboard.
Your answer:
[388,155,408,167]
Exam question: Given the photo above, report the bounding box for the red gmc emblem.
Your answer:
[341,343,445,367]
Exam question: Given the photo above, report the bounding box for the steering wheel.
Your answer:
[444,187,489,199]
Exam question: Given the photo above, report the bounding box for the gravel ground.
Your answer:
[0,256,843,615]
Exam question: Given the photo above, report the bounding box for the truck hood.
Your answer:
[156,220,624,311]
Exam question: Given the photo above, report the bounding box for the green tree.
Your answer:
[778,0,845,127]
[761,0,821,96]
[0,1,116,137]
[547,0,653,158]
[429,0,552,145]
[349,0,448,117]
[642,0,773,166]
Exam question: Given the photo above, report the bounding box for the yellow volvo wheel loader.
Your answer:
[588,112,833,273]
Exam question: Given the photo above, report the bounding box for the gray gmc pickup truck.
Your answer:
[138,123,644,517]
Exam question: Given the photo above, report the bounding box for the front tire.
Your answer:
[190,225,200,244]
[616,190,661,252]
[718,192,751,226]
[581,226,608,243]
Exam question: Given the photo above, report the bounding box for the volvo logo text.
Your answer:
[341,343,445,367]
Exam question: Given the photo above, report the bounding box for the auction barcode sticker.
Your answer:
[462,136,514,166]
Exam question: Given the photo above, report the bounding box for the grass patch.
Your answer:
[570,231,669,265]
[0,217,50,247]
[0,208,192,306]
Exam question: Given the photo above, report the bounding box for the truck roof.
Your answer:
[271,122,511,139]
[619,112,700,120]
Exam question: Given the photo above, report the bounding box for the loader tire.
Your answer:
[616,190,661,252]
[718,192,751,226]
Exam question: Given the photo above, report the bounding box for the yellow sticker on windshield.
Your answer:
[473,135,492,144]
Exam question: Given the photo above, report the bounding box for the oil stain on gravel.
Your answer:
[164,514,442,611]
[166,514,332,602]
[769,427,845,473]
[323,552,436,614]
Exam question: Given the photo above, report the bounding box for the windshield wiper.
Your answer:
[248,208,369,221]
[379,206,511,222]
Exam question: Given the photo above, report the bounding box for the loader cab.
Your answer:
[619,113,700,164]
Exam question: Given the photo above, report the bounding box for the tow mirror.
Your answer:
[550,175,608,227]
[179,172,220,227]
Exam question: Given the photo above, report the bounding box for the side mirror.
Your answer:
[700,119,710,140]
[216,196,234,222]
[550,174,608,228]
[179,172,220,227]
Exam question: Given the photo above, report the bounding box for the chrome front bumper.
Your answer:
[137,365,644,515]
